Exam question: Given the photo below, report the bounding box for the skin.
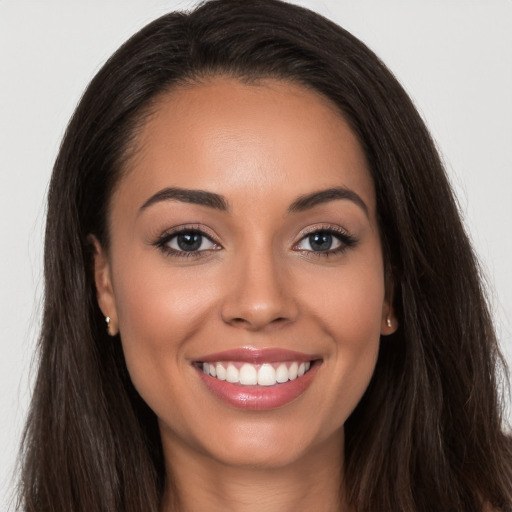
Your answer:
[94,77,397,512]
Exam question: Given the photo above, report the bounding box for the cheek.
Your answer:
[329,261,384,362]
[300,254,385,413]
[115,256,218,332]
[303,252,385,341]
[111,259,220,390]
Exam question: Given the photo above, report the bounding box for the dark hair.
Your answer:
[18,1,512,511]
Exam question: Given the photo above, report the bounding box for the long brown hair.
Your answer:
[18,1,512,511]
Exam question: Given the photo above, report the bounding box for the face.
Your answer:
[94,77,396,471]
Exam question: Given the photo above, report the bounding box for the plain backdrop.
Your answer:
[1,1,511,509]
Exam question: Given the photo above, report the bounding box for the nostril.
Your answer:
[220,283,299,329]
[227,315,290,330]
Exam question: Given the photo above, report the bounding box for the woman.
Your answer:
[17,0,512,511]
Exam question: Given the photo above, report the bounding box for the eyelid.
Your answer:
[154,223,219,241]
[293,223,352,243]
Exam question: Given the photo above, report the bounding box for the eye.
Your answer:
[296,231,342,252]
[293,228,357,255]
[167,232,217,252]
[153,228,220,257]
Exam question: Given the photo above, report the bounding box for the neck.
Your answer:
[161,429,349,512]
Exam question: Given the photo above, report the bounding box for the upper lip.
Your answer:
[194,347,319,364]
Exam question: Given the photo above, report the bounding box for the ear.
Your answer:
[90,235,119,336]
[380,270,398,336]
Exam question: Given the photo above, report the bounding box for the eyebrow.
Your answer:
[139,187,229,212]
[287,187,368,216]
[139,185,368,217]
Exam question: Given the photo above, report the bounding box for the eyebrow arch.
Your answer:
[288,187,368,216]
[139,187,229,213]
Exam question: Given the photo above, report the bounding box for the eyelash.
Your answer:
[152,225,357,259]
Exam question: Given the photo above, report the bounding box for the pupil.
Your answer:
[309,232,332,251]
[177,233,202,251]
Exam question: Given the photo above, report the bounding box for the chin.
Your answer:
[188,413,344,471]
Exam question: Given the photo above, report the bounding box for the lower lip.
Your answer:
[196,362,320,410]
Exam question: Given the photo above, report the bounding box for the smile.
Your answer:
[200,361,312,386]
[194,348,321,410]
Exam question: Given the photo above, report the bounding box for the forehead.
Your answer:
[116,77,376,217]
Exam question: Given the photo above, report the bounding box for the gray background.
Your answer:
[1,1,511,509]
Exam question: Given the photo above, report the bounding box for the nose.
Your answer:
[220,249,299,331]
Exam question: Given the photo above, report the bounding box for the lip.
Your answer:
[196,347,317,364]
[193,347,321,410]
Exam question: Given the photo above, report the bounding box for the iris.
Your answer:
[177,233,202,251]
[309,232,333,251]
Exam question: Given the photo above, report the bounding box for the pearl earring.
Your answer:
[386,316,392,328]
[105,316,116,336]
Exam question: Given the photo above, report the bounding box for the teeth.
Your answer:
[226,364,239,383]
[257,364,276,386]
[216,363,226,380]
[288,362,298,380]
[200,360,313,386]
[239,363,258,385]
[276,363,288,383]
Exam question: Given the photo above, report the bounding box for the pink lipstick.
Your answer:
[194,348,321,410]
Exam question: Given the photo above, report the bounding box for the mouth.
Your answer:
[193,348,321,410]
[197,360,313,386]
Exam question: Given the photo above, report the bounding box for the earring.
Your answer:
[105,316,116,336]
[386,316,392,328]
